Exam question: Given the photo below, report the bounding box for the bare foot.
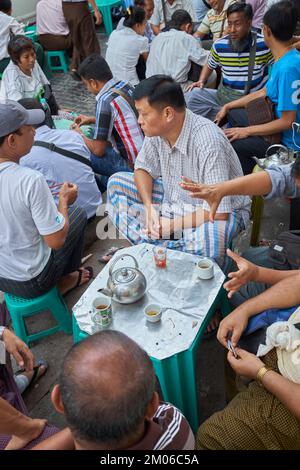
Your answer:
[58,268,92,295]
[5,418,47,450]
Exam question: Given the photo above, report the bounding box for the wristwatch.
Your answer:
[0,326,6,341]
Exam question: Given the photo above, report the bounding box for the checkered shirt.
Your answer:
[135,109,251,218]
[94,79,144,164]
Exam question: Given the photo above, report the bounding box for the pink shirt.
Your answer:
[246,0,267,30]
[36,0,70,36]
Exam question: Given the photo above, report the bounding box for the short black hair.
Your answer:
[291,153,300,178]
[18,98,50,128]
[0,135,7,146]
[78,53,113,82]
[263,0,298,41]
[59,331,156,448]
[0,128,22,146]
[0,0,12,13]
[165,9,192,31]
[8,35,35,65]
[18,98,43,112]
[227,2,253,21]
[123,6,145,28]
[132,75,186,111]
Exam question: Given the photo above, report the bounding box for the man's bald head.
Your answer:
[59,331,156,447]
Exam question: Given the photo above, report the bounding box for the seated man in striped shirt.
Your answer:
[186,2,273,121]
[72,54,144,191]
[31,331,195,451]
[107,76,251,272]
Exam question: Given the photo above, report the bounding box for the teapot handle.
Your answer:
[109,254,139,277]
[265,144,287,158]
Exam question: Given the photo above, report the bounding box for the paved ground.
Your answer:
[2,28,291,434]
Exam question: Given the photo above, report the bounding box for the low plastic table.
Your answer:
[72,244,230,432]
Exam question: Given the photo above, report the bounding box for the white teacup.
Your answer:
[197,258,214,280]
[144,304,162,323]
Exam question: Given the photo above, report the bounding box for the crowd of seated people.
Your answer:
[117,0,155,43]
[1,0,300,452]
[106,6,150,87]
[146,9,214,92]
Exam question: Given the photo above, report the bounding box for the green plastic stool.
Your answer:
[96,0,123,35]
[25,24,38,42]
[5,287,72,346]
[46,50,69,73]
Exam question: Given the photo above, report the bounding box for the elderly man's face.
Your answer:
[135,97,169,137]
[227,12,252,42]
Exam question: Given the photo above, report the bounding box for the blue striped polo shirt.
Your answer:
[208,33,273,93]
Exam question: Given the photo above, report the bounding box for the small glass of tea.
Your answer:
[153,246,167,268]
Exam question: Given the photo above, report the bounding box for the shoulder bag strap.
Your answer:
[161,0,167,26]
[219,15,227,38]
[33,140,93,169]
[244,31,258,95]
[201,0,211,8]
[110,87,139,119]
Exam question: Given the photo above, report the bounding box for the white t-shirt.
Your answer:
[36,0,70,36]
[105,27,149,87]
[146,29,208,84]
[150,0,196,28]
[0,60,49,102]
[0,162,65,281]
[0,12,24,61]
[20,125,102,219]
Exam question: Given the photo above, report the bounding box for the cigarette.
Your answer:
[81,253,93,264]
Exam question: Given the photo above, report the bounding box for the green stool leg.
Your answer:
[46,51,69,73]
[100,7,114,35]
[72,315,88,343]
[4,287,72,346]
[48,291,72,334]
[8,308,28,345]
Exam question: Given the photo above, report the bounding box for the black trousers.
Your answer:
[228,108,270,175]
[0,206,87,299]
[290,197,300,230]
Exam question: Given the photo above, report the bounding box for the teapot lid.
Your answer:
[113,267,137,284]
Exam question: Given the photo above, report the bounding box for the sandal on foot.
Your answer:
[75,266,93,288]
[98,246,126,264]
[17,359,48,394]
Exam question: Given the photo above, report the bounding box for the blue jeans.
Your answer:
[91,147,132,192]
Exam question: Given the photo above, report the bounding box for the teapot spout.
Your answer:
[251,156,266,169]
[97,287,113,297]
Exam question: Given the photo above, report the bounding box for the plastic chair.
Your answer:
[250,164,264,246]
[95,0,123,35]
[4,287,72,346]
[46,51,69,73]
